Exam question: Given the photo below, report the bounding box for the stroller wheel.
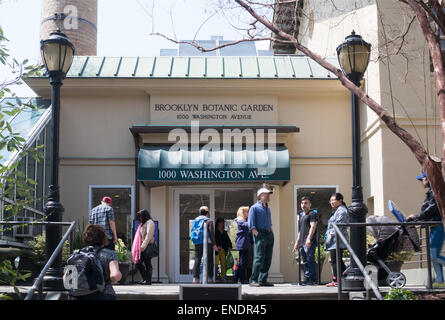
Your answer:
[386,272,406,288]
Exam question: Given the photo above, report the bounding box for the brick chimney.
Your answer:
[41,0,98,56]
[270,0,304,55]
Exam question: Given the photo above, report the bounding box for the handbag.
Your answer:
[145,242,159,258]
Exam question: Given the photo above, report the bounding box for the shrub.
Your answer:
[384,288,417,300]
[28,232,70,262]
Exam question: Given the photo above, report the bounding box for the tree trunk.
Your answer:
[235,0,445,224]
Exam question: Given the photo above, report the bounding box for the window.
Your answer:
[294,186,338,240]
[89,186,134,246]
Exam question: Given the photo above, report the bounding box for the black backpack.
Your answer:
[64,246,106,297]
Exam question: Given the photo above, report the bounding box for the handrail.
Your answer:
[24,220,76,300]
[333,220,443,300]
[332,223,383,300]
[336,221,441,226]
[0,220,76,300]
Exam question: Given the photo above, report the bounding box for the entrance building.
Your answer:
[23,53,357,283]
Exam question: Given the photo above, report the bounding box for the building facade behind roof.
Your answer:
[160,35,274,56]
[286,0,443,223]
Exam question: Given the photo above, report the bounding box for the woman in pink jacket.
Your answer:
[135,209,155,285]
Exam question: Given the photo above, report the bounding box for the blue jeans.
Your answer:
[430,225,445,283]
[299,243,317,282]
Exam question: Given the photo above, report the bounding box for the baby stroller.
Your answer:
[366,215,420,288]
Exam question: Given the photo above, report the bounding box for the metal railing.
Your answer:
[334,221,442,300]
[332,223,383,300]
[0,220,76,300]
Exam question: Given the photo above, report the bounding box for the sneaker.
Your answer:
[301,280,316,286]
[325,281,338,287]
[249,282,261,287]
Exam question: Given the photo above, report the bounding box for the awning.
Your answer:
[137,146,290,184]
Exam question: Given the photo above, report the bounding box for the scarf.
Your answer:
[132,224,142,264]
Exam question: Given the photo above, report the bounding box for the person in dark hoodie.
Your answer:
[235,206,251,284]
[408,172,445,288]
[215,217,233,282]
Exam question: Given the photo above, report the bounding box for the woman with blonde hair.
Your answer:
[235,206,250,284]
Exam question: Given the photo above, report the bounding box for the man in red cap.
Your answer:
[89,196,117,250]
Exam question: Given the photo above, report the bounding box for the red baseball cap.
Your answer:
[102,196,112,204]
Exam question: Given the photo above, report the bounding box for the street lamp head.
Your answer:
[40,29,75,79]
[336,30,371,85]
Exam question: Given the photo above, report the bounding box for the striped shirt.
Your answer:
[89,204,115,239]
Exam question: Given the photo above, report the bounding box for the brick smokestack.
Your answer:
[270,0,304,55]
[41,0,98,56]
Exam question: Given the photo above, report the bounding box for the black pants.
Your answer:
[329,249,346,281]
[137,249,153,281]
[236,249,249,283]
[193,243,214,279]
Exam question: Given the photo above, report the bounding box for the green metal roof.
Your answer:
[57,56,338,79]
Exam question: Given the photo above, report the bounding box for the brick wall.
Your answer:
[41,0,97,56]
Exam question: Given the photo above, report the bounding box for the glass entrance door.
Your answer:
[173,189,213,282]
[172,187,255,282]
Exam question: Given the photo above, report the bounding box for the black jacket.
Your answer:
[215,229,233,252]
[415,188,442,222]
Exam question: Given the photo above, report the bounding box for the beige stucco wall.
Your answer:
[277,89,353,282]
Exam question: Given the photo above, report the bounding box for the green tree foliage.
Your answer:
[0,259,31,300]
[0,21,43,232]
[0,18,45,300]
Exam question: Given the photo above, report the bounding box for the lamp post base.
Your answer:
[43,185,65,292]
[342,268,366,291]
[343,187,368,291]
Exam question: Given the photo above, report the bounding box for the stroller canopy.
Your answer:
[366,215,398,242]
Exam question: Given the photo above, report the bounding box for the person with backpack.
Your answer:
[134,209,156,285]
[191,206,216,284]
[64,224,121,300]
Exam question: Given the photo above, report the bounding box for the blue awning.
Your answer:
[137,146,290,183]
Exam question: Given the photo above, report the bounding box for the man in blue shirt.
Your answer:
[248,188,274,287]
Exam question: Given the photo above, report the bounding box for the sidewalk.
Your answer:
[0,283,440,300]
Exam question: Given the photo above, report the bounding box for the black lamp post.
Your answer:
[336,31,371,291]
[40,29,74,291]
